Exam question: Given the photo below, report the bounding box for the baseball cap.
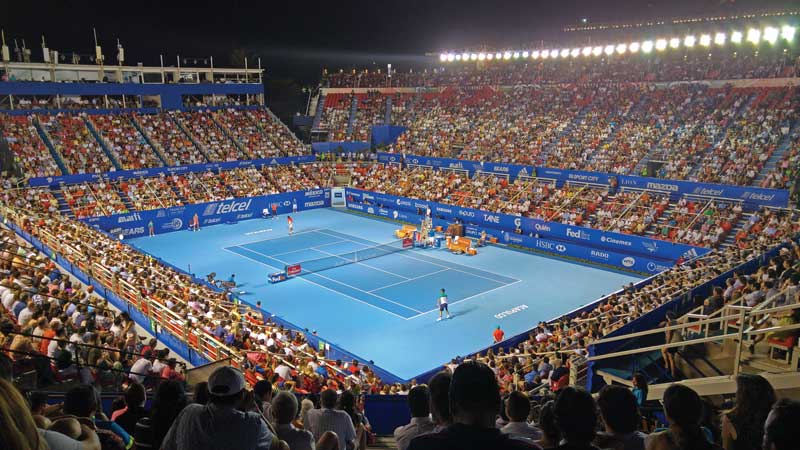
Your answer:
[207,366,246,396]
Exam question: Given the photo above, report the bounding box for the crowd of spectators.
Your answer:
[0,115,62,177]
[174,111,248,162]
[38,114,115,174]
[91,114,164,170]
[135,113,206,166]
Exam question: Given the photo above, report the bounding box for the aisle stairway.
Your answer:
[346,95,358,138]
[753,120,799,185]
[49,186,74,219]
[32,117,70,175]
[83,117,123,171]
[129,115,170,166]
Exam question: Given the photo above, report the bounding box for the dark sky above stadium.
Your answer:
[2,0,795,84]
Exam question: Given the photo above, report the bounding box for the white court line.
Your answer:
[368,268,450,292]
[312,247,411,280]
[227,228,322,249]
[405,279,524,320]
[232,245,424,315]
[221,246,412,320]
[315,229,520,285]
[269,239,347,257]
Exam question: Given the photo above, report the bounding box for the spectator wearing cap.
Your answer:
[161,366,285,450]
[304,388,357,450]
[394,384,436,450]
[501,391,542,443]
[409,361,539,450]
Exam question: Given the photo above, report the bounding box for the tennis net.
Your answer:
[285,237,414,276]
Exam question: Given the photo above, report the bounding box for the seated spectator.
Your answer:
[428,371,453,431]
[720,374,776,450]
[501,391,542,442]
[595,385,647,450]
[160,366,284,450]
[272,390,315,450]
[763,399,800,450]
[553,387,600,450]
[646,384,723,450]
[304,389,356,450]
[394,384,436,450]
[113,382,148,436]
[136,380,188,450]
[62,384,134,450]
[536,401,561,449]
[408,361,539,450]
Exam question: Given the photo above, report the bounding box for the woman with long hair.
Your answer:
[632,372,649,406]
[0,378,48,450]
[134,380,187,450]
[646,384,723,450]
[721,374,776,450]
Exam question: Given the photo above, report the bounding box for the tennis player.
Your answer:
[287,215,294,235]
[437,288,451,321]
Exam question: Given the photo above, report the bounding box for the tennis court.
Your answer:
[128,208,639,380]
[224,229,520,319]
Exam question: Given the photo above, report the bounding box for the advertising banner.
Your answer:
[83,189,330,238]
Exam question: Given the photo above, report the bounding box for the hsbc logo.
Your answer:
[555,244,566,252]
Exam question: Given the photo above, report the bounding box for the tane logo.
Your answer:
[483,214,501,224]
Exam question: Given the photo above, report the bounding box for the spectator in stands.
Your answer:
[661,312,682,380]
[129,350,155,385]
[552,387,599,450]
[63,384,134,450]
[192,382,209,406]
[646,384,722,450]
[160,358,184,382]
[501,390,542,442]
[720,374,776,450]
[135,380,188,450]
[113,382,148,435]
[394,384,436,450]
[536,401,561,449]
[253,379,273,420]
[160,366,283,450]
[304,388,356,450]
[272,390,316,450]
[408,361,539,450]
[339,390,370,450]
[595,385,647,450]
[763,399,800,450]
[631,373,649,407]
[427,370,453,431]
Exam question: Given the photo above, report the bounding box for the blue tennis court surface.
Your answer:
[128,208,639,380]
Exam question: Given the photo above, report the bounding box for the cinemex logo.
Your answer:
[396,198,412,207]
[600,235,632,247]
[494,304,528,319]
[118,213,142,224]
[566,228,591,240]
[555,244,567,253]
[304,200,325,208]
[458,210,476,218]
[304,190,324,197]
[646,182,679,192]
[622,256,636,267]
[203,199,252,216]
[482,213,501,224]
[591,250,610,260]
[534,222,551,232]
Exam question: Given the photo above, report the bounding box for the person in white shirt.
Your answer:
[129,350,155,384]
[394,385,436,450]
[304,389,356,450]
[500,391,542,442]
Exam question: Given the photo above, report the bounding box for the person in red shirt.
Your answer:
[160,358,184,381]
[493,326,505,343]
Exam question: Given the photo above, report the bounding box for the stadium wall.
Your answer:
[376,152,790,209]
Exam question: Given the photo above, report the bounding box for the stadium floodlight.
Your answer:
[731,31,743,44]
[616,43,627,54]
[560,48,570,58]
[531,50,540,59]
[684,35,696,47]
[439,53,447,62]
[487,53,494,60]
[570,48,580,57]
[461,52,469,60]
[592,46,603,56]
[522,51,529,58]
[699,34,711,47]
[478,52,486,60]
[669,38,680,49]
[641,40,654,53]
[447,53,455,62]
[655,39,668,51]
[541,49,550,59]
[782,25,796,41]
[763,27,779,44]
[513,51,520,59]
[470,53,478,61]
[746,28,761,44]
[582,46,592,56]
[503,51,511,60]
[715,32,727,45]
[455,54,461,61]
[495,52,502,59]
[603,45,614,55]
[628,41,640,53]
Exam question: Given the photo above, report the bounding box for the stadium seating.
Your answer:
[91,114,164,169]
[174,111,248,161]
[135,112,208,166]
[0,115,62,177]
[38,114,114,174]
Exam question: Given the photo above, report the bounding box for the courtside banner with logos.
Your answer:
[345,194,672,274]
[83,189,330,238]
[345,188,708,262]
[374,153,788,208]
[27,155,317,187]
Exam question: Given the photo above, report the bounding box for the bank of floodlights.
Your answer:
[438,24,798,63]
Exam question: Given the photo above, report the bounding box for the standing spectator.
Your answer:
[304,389,356,450]
[114,382,148,435]
[763,399,800,450]
[500,391,542,442]
[338,390,370,449]
[720,374,776,450]
[552,387,600,450]
[645,384,722,450]
[135,380,188,450]
[394,384,436,450]
[661,312,682,380]
[160,366,283,450]
[631,373,649,407]
[595,385,647,450]
[408,361,539,450]
[160,358,185,382]
[272,390,315,450]
[253,380,273,421]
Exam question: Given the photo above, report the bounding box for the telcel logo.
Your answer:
[215,199,252,215]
